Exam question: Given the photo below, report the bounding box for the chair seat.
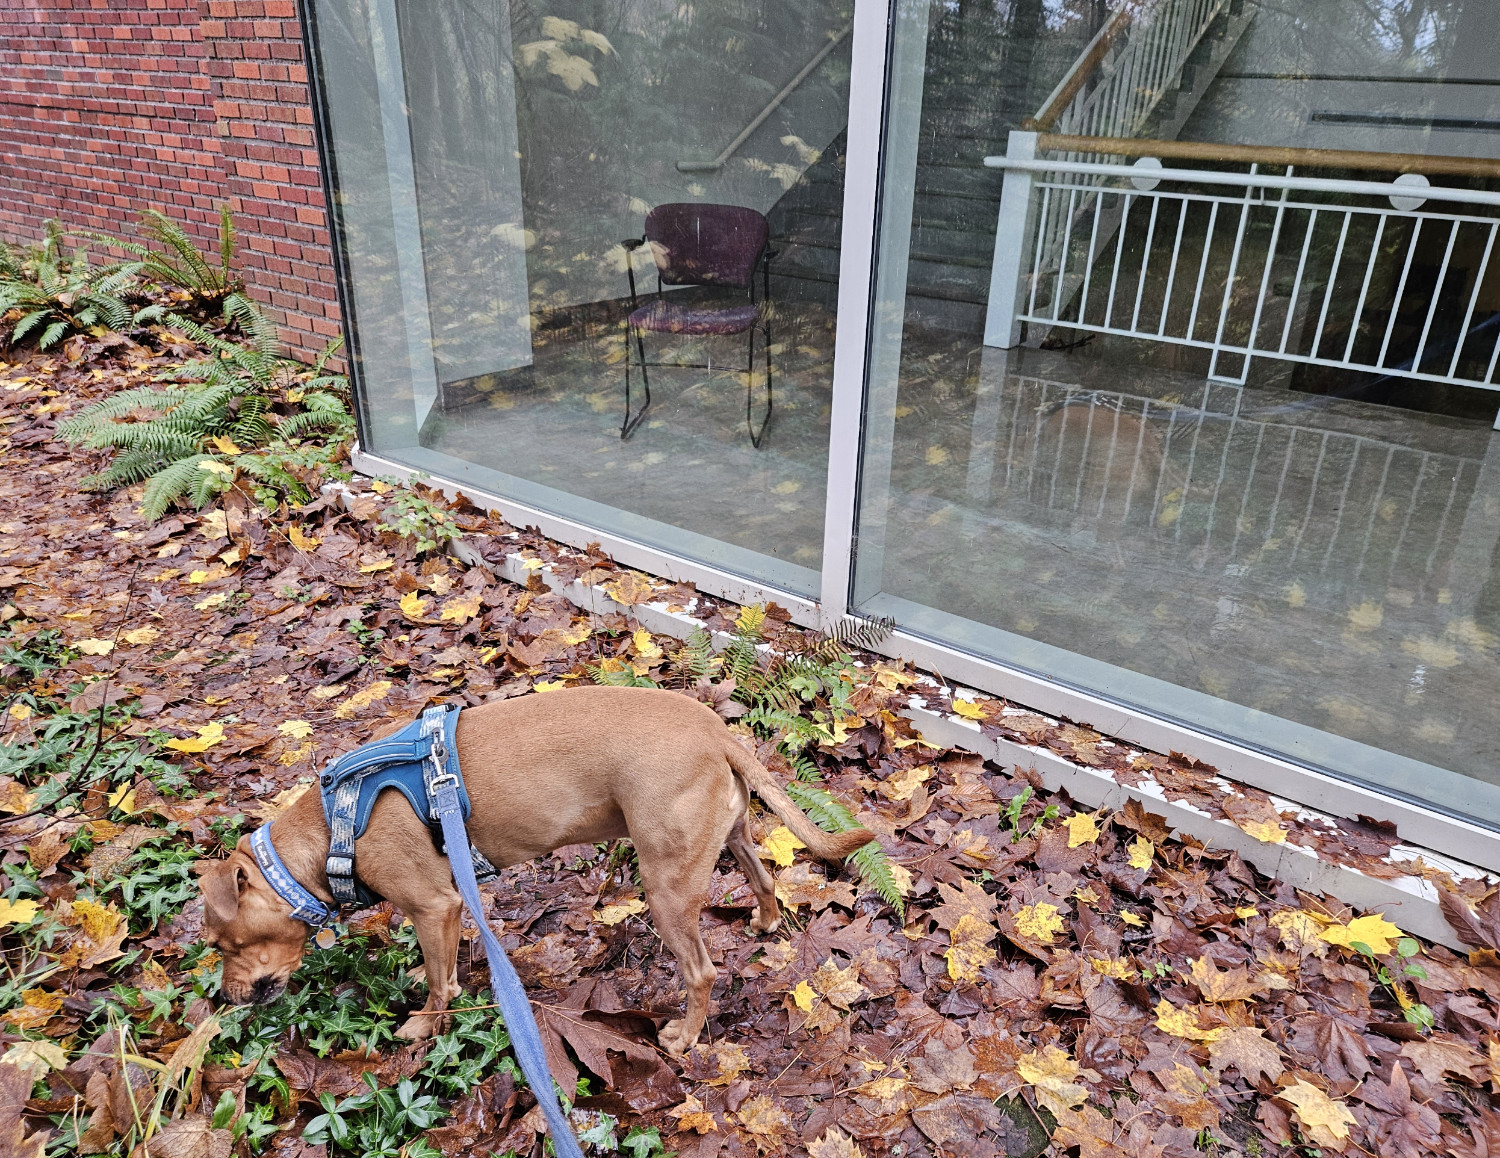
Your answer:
[629,298,761,336]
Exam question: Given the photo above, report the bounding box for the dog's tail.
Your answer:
[723,741,875,862]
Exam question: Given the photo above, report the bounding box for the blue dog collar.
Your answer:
[250,823,340,928]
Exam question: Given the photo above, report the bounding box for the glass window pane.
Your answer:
[856,0,1500,824]
[304,0,852,596]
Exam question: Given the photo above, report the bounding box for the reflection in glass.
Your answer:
[856,0,1500,822]
[304,0,853,595]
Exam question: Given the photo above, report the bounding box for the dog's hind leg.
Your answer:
[635,836,722,1057]
[726,814,780,935]
[393,889,463,1041]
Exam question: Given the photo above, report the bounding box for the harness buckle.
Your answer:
[326,855,354,879]
[427,772,459,795]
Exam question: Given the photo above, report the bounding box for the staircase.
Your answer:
[766,0,1255,332]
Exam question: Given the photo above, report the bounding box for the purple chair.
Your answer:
[620,203,775,446]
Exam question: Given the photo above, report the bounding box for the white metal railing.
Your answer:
[984,133,1500,428]
[1030,0,1226,141]
[970,375,1482,592]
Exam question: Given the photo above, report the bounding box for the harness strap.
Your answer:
[430,773,585,1158]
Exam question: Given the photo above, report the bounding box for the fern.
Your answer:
[785,780,904,919]
[58,297,353,518]
[93,205,243,314]
[587,660,659,688]
[672,627,717,681]
[0,221,149,348]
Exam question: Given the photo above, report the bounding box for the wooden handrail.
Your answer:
[1025,7,1135,131]
[1036,133,1500,181]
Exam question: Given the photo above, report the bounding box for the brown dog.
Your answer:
[196,685,872,1054]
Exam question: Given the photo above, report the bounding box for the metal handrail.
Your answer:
[676,24,852,174]
[1025,5,1136,131]
[981,153,1500,206]
[1035,133,1500,180]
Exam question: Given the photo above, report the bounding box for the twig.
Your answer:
[72,561,143,786]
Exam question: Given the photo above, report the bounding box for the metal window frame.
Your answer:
[316,0,1500,874]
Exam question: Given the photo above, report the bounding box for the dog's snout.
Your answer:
[248,975,286,1005]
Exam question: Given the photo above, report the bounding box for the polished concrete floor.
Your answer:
[418,307,1500,805]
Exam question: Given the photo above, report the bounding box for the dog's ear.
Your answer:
[198,857,246,925]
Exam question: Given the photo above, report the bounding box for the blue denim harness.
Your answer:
[316,704,496,906]
[249,703,584,1158]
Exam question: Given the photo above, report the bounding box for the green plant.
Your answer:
[377,485,463,554]
[0,221,151,348]
[57,296,353,519]
[303,1074,445,1157]
[98,206,243,314]
[1003,786,1058,844]
[98,837,204,931]
[1357,935,1433,1030]
[656,607,905,916]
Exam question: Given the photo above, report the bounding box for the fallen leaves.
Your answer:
[1320,912,1402,955]
[1278,1079,1358,1150]
[944,913,997,981]
[164,721,224,753]
[1016,1045,1092,1117]
[1012,901,1063,945]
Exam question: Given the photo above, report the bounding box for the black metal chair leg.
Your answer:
[621,324,651,440]
[746,322,772,448]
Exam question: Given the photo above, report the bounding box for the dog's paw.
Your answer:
[395,1010,450,1041]
[749,907,780,935]
[658,1018,697,1057]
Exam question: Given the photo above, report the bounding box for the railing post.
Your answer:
[984,130,1039,349]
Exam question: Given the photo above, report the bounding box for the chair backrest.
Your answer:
[643,203,768,289]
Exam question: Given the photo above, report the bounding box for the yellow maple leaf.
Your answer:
[632,628,663,660]
[1128,836,1154,870]
[194,592,228,611]
[0,897,40,927]
[951,698,988,721]
[881,764,930,802]
[1017,1045,1090,1117]
[288,524,320,551]
[333,680,394,720]
[534,680,568,693]
[279,742,313,766]
[1065,812,1100,848]
[7,703,30,721]
[790,980,817,1012]
[1238,819,1287,844]
[1235,905,1258,919]
[166,721,225,754]
[1319,912,1401,956]
[811,957,868,1010]
[1154,999,1225,1042]
[946,912,998,981]
[211,435,243,455]
[277,720,313,740]
[440,593,483,624]
[761,826,806,868]
[399,591,430,621]
[1120,910,1145,927]
[1014,902,1064,944]
[121,626,159,646]
[1279,1080,1357,1149]
[358,558,394,573]
[669,1094,719,1135]
[1089,956,1136,980]
[1266,912,1326,954]
[74,638,114,656]
[596,898,647,926]
[107,783,136,814]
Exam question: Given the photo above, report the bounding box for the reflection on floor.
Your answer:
[869,339,1500,786]
[416,293,837,580]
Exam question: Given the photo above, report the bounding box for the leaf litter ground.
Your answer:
[3,333,1500,1158]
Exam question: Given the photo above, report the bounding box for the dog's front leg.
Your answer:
[395,892,463,1041]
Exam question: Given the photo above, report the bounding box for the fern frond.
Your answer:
[139,455,218,519]
[587,662,659,688]
[673,627,717,681]
[218,205,236,285]
[784,781,902,917]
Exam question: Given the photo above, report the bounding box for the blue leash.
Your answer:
[425,720,586,1158]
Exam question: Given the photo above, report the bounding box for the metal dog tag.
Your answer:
[315,928,337,949]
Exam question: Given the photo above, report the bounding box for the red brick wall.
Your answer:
[0,0,340,361]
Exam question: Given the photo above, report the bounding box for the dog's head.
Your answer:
[197,838,309,1006]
